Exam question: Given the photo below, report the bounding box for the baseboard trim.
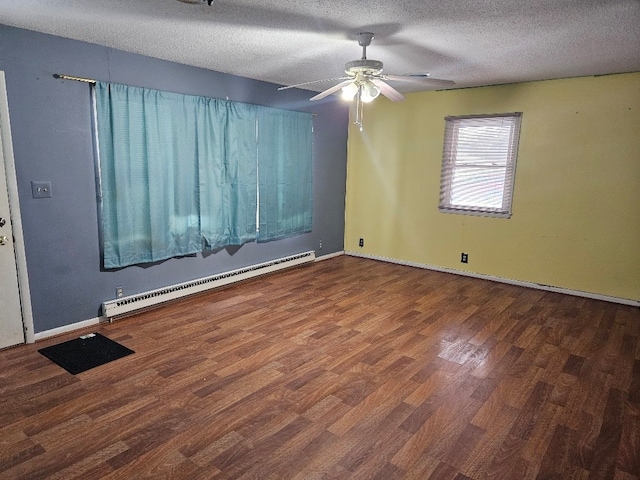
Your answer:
[346,251,640,307]
[316,251,345,262]
[34,317,104,342]
[32,250,635,341]
[32,251,346,342]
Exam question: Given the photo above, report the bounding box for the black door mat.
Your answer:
[38,332,134,375]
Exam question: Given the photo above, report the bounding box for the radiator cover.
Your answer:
[101,251,315,319]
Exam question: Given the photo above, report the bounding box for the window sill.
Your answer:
[438,207,511,219]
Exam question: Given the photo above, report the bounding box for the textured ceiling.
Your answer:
[1,0,639,95]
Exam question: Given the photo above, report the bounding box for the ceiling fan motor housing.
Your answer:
[345,59,383,77]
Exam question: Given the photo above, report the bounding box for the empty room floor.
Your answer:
[1,256,639,479]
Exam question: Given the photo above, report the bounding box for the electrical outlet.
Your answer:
[31,181,52,199]
[461,253,468,264]
[116,286,124,298]
[319,240,323,250]
[359,238,364,248]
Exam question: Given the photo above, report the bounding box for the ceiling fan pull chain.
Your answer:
[355,89,364,131]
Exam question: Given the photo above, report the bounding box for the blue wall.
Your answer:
[0,25,349,333]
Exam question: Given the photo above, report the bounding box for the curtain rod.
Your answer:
[53,73,96,84]
[52,73,317,115]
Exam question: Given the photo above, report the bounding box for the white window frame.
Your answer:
[439,112,522,218]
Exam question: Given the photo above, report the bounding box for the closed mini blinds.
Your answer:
[439,113,522,218]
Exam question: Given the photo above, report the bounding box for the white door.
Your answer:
[0,80,25,349]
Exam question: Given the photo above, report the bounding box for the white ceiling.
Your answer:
[1,0,639,95]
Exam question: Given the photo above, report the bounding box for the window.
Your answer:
[439,113,522,218]
[94,82,312,269]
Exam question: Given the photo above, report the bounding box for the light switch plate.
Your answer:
[31,181,52,198]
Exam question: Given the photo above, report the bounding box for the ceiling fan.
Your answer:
[278,32,455,128]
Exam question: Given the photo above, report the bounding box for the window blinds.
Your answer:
[439,113,522,218]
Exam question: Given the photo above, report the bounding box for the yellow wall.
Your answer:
[344,72,640,301]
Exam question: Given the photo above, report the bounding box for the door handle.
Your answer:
[0,235,8,245]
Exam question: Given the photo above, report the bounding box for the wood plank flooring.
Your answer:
[1,255,639,479]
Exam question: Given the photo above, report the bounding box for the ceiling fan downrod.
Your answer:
[356,32,375,60]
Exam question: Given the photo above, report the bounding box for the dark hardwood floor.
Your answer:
[1,255,639,479]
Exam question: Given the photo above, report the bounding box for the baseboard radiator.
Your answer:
[101,250,315,320]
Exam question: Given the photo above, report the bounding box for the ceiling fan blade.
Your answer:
[371,79,405,102]
[309,80,354,101]
[383,74,455,87]
[278,77,350,91]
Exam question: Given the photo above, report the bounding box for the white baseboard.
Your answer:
[32,251,342,342]
[346,251,640,307]
[34,316,103,342]
[315,250,345,262]
[31,250,634,342]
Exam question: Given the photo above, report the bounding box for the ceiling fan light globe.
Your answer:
[361,81,380,103]
[341,82,359,101]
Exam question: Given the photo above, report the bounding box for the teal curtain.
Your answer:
[96,82,310,268]
[97,83,203,268]
[194,95,226,250]
[197,100,258,249]
[96,82,257,268]
[257,107,313,242]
